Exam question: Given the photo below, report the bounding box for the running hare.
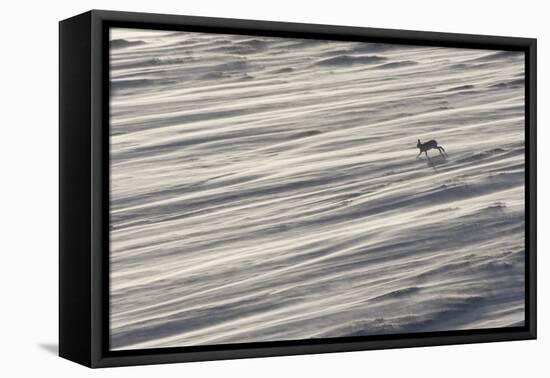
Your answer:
[417,139,448,158]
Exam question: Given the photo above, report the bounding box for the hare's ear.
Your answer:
[417,139,420,143]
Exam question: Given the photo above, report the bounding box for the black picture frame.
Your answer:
[59,9,537,368]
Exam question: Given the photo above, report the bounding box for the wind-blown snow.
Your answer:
[109,27,525,350]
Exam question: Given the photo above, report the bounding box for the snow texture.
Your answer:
[109,28,525,350]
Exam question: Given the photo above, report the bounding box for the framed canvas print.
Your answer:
[59,10,537,368]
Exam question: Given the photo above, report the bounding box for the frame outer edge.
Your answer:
[90,8,535,46]
[59,11,94,368]
[80,9,537,368]
[528,38,537,339]
[90,9,106,368]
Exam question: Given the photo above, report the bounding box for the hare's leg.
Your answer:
[416,151,422,158]
[437,147,446,157]
[439,146,448,157]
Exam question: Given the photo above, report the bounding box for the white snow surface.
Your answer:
[109,28,525,350]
